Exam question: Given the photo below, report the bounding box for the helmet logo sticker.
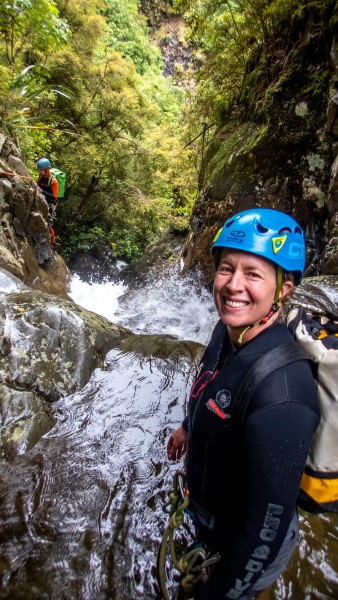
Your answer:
[289,243,304,257]
[230,230,245,238]
[272,235,287,254]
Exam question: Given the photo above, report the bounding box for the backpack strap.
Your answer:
[232,342,309,426]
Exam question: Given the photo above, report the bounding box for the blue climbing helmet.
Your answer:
[37,157,51,170]
[211,208,306,284]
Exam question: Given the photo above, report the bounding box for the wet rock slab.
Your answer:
[0,268,132,459]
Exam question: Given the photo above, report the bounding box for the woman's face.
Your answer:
[213,249,291,335]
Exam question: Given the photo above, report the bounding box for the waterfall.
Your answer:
[69,268,218,344]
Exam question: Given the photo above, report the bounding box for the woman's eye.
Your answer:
[218,265,232,273]
[248,271,260,278]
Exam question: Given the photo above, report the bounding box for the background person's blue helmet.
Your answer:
[36,157,51,170]
[211,208,306,284]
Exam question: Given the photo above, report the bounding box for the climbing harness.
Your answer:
[157,470,220,599]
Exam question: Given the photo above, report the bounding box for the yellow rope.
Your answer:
[157,471,220,599]
[157,471,190,598]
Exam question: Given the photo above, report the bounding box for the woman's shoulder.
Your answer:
[250,352,319,417]
[243,323,320,416]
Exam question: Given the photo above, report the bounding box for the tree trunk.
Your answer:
[76,175,100,218]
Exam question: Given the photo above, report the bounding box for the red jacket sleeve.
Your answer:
[50,177,58,200]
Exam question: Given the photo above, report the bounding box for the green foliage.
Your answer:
[329,14,338,32]
[103,0,163,74]
[173,0,280,122]
[0,0,69,65]
[0,65,72,135]
[2,0,332,268]
[0,0,196,263]
[140,0,175,26]
[172,0,335,180]
[59,225,106,259]
[106,193,171,260]
[57,188,171,261]
[170,0,279,165]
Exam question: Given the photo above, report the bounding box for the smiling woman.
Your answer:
[211,209,304,346]
[167,208,320,600]
[213,249,293,345]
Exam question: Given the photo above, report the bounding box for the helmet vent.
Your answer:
[294,226,302,234]
[256,223,269,233]
[225,219,235,228]
[279,227,291,235]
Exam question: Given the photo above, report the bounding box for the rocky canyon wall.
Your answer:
[0,133,69,297]
[183,1,338,284]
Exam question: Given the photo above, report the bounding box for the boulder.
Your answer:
[0,384,54,460]
[0,268,133,458]
[121,230,185,288]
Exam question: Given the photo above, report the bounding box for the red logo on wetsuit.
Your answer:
[207,389,232,420]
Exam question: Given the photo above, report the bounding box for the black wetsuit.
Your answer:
[182,320,320,600]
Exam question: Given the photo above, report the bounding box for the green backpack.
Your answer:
[48,167,66,199]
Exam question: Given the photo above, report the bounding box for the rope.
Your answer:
[157,470,189,599]
[0,169,35,181]
[157,470,220,599]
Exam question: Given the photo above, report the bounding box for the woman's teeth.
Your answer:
[225,300,247,307]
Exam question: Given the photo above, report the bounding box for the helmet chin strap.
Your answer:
[235,267,283,345]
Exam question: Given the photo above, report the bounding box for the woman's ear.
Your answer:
[279,279,294,301]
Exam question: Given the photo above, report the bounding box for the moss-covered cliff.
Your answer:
[183,0,338,283]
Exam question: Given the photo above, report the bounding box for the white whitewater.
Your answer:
[69,269,217,343]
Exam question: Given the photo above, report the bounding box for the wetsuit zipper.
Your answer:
[187,340,229,480]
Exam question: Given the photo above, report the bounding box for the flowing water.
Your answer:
[1,271,338,599]
[68,269,217,342]
[0,268,215,599]
[0,349,196,599]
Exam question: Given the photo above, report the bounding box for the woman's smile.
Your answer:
[223,298,249,308]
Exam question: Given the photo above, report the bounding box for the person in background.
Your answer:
[167,208,320,600]
[36,157,58,214]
